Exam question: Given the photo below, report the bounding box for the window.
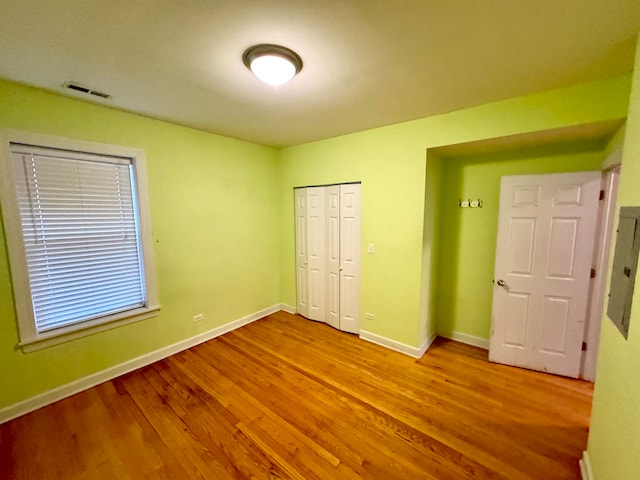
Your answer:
[0,130,159,351]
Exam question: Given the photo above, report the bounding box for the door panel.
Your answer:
[503,292,529,347]
[339,184,361,334]
[512,185,540,207]
[325,185,341,329]
[547,218,579,278]
[294,189,308,317]
[508,218,536,274]
[490,171,600,378]
[306,187,326,321]
[541,295,570,353]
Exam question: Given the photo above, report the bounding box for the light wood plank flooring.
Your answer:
[0,311,593,479]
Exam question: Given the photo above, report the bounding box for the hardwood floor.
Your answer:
[0,311,593,479]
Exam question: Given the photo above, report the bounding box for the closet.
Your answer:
[295,183,361,334]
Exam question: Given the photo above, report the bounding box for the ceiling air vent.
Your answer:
[63,82,112,99]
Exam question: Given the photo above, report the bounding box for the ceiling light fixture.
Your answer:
[242,44,303,86]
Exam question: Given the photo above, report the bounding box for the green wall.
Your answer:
[587,36,640,480]
[434,143,606,341]
[280,75,631,348]
[0,80,281,409]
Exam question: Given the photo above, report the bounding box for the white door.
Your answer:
[294,189,308,318]
[490,171,600,377]
[306,187,326,321]
[325,185,341,329]
[339,184,361,334]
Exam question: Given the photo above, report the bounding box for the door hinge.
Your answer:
[599,190,605,201]
[582,341,587,351]
[590,268,596,278]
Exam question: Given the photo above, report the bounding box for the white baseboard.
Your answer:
[579,451,595,480]
[420,330,437,357]
[280,303,296,314]
[438,330,490,350]
[0,304,283,425]
[360,330,435,359]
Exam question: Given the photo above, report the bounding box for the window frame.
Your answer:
[0,130,159,352]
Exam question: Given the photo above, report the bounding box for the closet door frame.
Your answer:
[294,182,361,333]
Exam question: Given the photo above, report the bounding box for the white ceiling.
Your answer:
[0,0,639,148]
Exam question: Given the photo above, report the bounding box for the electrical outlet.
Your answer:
[365,312,375,321]
[193,313,204,322]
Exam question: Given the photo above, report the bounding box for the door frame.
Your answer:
[581,155,622,380]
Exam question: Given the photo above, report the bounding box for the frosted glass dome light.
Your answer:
[243,44,303,86]
[250,55,296,86]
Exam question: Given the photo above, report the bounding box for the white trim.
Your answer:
[418,330,438,357]
[438,330,490,350]
[359,330,435,359]
[280,303,296,314]
[581,165,620,381]
[0,304,282,425]
[579,451,595,480]
[21,306,161,353]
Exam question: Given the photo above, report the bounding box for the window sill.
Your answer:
[19,305,161,353]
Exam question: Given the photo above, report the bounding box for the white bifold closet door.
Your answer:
[295,183,361,333]
[326,185,341,329]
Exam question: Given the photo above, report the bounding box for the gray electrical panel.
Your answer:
[607,207,640,339]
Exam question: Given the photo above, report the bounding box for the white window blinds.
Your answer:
[11,143,147,333]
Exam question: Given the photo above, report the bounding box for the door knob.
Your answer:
[496,279,508,288]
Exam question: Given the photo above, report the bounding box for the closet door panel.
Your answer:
[306,187,326,321]
[340,184,361,333]
[325,185,341,329]
[294,189,308,317]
